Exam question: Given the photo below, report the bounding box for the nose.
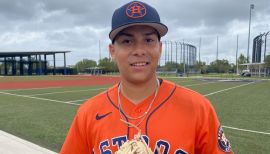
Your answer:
[132,42,146,56]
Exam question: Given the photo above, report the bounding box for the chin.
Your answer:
[125,74,155,84]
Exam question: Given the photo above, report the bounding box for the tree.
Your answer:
[238,54,248,71]
[238,54,247,64]
[264,55,270,76]
[264,55,270,67]
[75,59,97,73]
[229,63,236,73]
[98,57,118,73]
[163,62,178,71]
[207,59,230,73]
[195,61,207,74]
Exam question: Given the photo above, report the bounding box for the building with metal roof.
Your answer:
[0,51,70,76]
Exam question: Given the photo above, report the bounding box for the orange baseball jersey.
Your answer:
[60,79,233,154]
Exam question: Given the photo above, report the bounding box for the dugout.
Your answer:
[240,63,270,77]
[0,51,70,76]
[84,67,104,75]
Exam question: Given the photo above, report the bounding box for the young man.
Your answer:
[60,1,233,154]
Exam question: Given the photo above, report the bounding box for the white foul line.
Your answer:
[204,81,255,96]
[0,91,80,106]
[201,81,270,135]
[222,125,270,135]
[29,87,108,96]
[183,82,216,87]
[66,99,88,103]
[0,87,63,92]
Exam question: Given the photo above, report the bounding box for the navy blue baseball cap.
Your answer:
[109,1,168,41]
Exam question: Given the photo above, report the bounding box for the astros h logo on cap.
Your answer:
[109,1,168,41]
[126,2,147,18]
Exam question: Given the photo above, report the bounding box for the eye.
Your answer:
[121,39,132,44]
[146,38,158,45]
[146,38,154,43]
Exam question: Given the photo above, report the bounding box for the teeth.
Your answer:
[132,62,148,66]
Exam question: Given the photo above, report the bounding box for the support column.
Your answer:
[35,55,38,75]
[28,56,32,75]
[4,57,7,75]
[39,55,42,75]
[20,56,24,76]
[64,52,67,75]
[44,54,47,75]
[12,57,16,75]
[53,53,56,75]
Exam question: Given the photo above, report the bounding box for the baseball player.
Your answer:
[60,1,233,154]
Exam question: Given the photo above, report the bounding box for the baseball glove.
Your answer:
[115,120,155,154]
[115,139,153,154]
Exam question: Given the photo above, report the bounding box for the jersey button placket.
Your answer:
[129,108,143,140]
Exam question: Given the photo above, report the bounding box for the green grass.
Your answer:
[168,78,270,153]
[225,129,270,154]
[208,81,270,131]
[0,76,270,153]
[5,85,109,96]
[0,94,78,151]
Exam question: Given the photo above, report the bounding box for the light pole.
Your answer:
[99,40,101,63]
[175,41,178,69]
[216,36,219,61]
[198,37,202,73]
[236,35,239,75]
[163,41,167,65]
[183,41,186,76]
[199,37,201,63]
[247,4,255,63]
[170,41,173,63]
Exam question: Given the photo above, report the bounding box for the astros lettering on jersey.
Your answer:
[60,79,233,154]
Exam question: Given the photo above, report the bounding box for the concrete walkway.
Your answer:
[0,130,57,154]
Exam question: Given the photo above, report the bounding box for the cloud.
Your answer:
[0,0,269,65]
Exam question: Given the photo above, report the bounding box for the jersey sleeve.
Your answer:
[195,98,234,154]
[60,107,91,154]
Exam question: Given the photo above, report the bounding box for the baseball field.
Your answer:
[0,75,269,153]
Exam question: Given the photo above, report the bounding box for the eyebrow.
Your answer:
[117,32,133,38]
[117,30,158,38]
[144,31,158,36]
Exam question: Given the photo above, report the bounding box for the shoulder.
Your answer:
[162,79,220,124]
[162,79,213,111]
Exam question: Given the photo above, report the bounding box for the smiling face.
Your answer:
[109,25,162,85]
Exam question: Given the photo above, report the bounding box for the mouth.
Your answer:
[130,61,150,67]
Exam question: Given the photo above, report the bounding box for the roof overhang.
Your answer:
[0,51,71,57]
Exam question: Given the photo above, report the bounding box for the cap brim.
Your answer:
[109,22,168,41]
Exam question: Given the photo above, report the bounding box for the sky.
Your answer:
[0,0,270,66]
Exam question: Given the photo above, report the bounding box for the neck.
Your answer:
[120,76,159,104]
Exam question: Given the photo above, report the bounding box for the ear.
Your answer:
[109,44,115,61]
[158,42,162,59]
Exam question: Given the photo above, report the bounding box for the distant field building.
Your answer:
[245,32,270,77]
[252,32,270,63]
[0,51,71,76]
